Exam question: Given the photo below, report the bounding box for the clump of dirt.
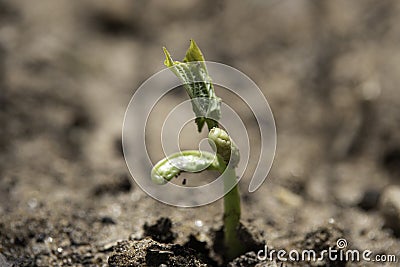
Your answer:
[228,251,276,267]
[110,217,269,267]
[300,225,344,252]
[143,217,177,244]
[297,224,346,267]
[108,238,207,267]
[185,234,220,266]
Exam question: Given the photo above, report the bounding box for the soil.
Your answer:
[1,1,400,266]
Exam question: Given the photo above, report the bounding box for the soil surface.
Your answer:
[1,1,400,266]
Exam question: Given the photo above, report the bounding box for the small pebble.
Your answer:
[194,220,203,227]
[100,241,119,252]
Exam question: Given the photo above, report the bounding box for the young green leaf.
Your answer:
[163,40,220,132]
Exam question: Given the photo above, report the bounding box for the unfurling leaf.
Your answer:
[163,40,220,132]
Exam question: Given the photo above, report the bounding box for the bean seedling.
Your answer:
[151,40,246,260]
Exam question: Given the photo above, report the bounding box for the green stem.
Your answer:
[208,125,244,260]
[222,167,245,260]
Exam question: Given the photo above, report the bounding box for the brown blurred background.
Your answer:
[0,0,399,265]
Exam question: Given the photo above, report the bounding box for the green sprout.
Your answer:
[151,40,245,260]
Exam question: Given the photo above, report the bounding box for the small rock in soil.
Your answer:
[380,186,400,237]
